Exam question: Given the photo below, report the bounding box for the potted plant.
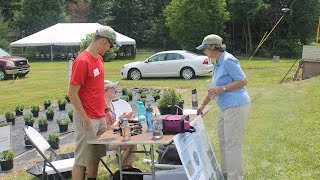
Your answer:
[122,88,128,95]
[5,112,15,125]
[48,133,59,150]
[127,90,133,101]
[68,109,74,122]
[43,99,51,109]
[24,114,35,127]
[30,105,40,117]
[0,150,14,171]
[152,90,160,101]
[24,135,32,148]
[46,107,55,121]
[65,94,70,103]
[56,118,70,132]
[157,88,183,115]
[58,99,67,110]
[15,105,24,116]
[38,117,48,132]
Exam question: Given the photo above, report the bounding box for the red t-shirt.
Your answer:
[70,50,105,119]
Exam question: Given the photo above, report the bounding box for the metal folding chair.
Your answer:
[24,126,75,180]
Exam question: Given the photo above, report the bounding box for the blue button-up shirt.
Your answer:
[212,51,250,110]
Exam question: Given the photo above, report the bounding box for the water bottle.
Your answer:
[152,114,163,140]
[192,89,198,109]
[121,118,131,141]
[146,104,153,132]
[136,101,146,124]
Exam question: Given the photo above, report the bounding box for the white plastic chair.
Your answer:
[24,126,75,180]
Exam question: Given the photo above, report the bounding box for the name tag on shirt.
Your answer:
[93,68,100,77]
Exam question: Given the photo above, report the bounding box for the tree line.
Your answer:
[1,0,319,58]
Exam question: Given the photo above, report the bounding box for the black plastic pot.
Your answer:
[48,140,59,150]
[0,160,13,171]
[31,111,39,118]
[59,124,68,132]
[58,104,66,111]
[25,121,34,127]
[154,95,160,101]
[69,115,73,122]
[46,113,54,121]
[178,101,184,115]
[6,118,15,125]
[39,124,48,132]
[15,110,23,116]
[24,138,33,148]
[158,107,171,115]
[44,103,51,109]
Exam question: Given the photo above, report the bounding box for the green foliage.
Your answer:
[13,0,68,36]
[56,118,70,125]
[122,88,128,95]
[38,117,48,125]
[57,99,67,105]
[157,88,182,108]
[164,0,229,51]
[152,90,159,97]
[121,95,129,102]
[0,14,9,49]
[31,106,39,112]
[127,90,132,97]
[15,105,24,111]
[46,107,54,114]
[44,99,51,104]
[80,33,119,61]
[48,133,59,142]
[23,114,35,122]
[5,112,14,119]
[1,150,14,161]
[140,91,147,99]
[68,109,74,117]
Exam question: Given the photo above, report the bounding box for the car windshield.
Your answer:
[0,48,10,57]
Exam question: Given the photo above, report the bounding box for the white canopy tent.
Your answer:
[10,23,136,60]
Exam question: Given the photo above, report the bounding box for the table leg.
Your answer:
[151,144,155,179]
[118,145,123,180]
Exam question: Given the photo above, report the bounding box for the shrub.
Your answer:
[24,114,35,122]
[56,118,70,125]
[157,88,182,108]
[1,150,14,161]
[46,107,54,114]
[5,112,14,119]
[57,99,67,105]
[43,99,51,104]
[15,105,24,111]
[38,117,48,125]
[68,109,74,117]
[31,106,39,112]
[48,133,59,142]
[140,91,147,98]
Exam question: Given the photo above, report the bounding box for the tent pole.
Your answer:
[51,45,53,61]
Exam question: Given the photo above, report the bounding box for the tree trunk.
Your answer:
[247,17,252,53]
[243,22,248,55]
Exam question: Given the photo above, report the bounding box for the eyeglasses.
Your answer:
[106,38,114,48]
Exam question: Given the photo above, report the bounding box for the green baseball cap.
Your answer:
[95,26,121,47]
[196,34,223,50]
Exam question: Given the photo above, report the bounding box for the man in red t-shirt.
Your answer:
[69,25,121,180]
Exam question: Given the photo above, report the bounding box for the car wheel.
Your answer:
[0,69,7,80]
[181,67,195,79]
[128,69,141,80]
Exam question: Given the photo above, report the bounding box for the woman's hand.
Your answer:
[208,86,225,97]
[118,112,134,120]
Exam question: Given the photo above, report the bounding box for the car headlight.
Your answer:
[6,61,15,68]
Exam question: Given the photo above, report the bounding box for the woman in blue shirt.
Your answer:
[196,34,250,180]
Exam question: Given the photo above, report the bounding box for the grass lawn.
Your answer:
[1,54,319,179]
